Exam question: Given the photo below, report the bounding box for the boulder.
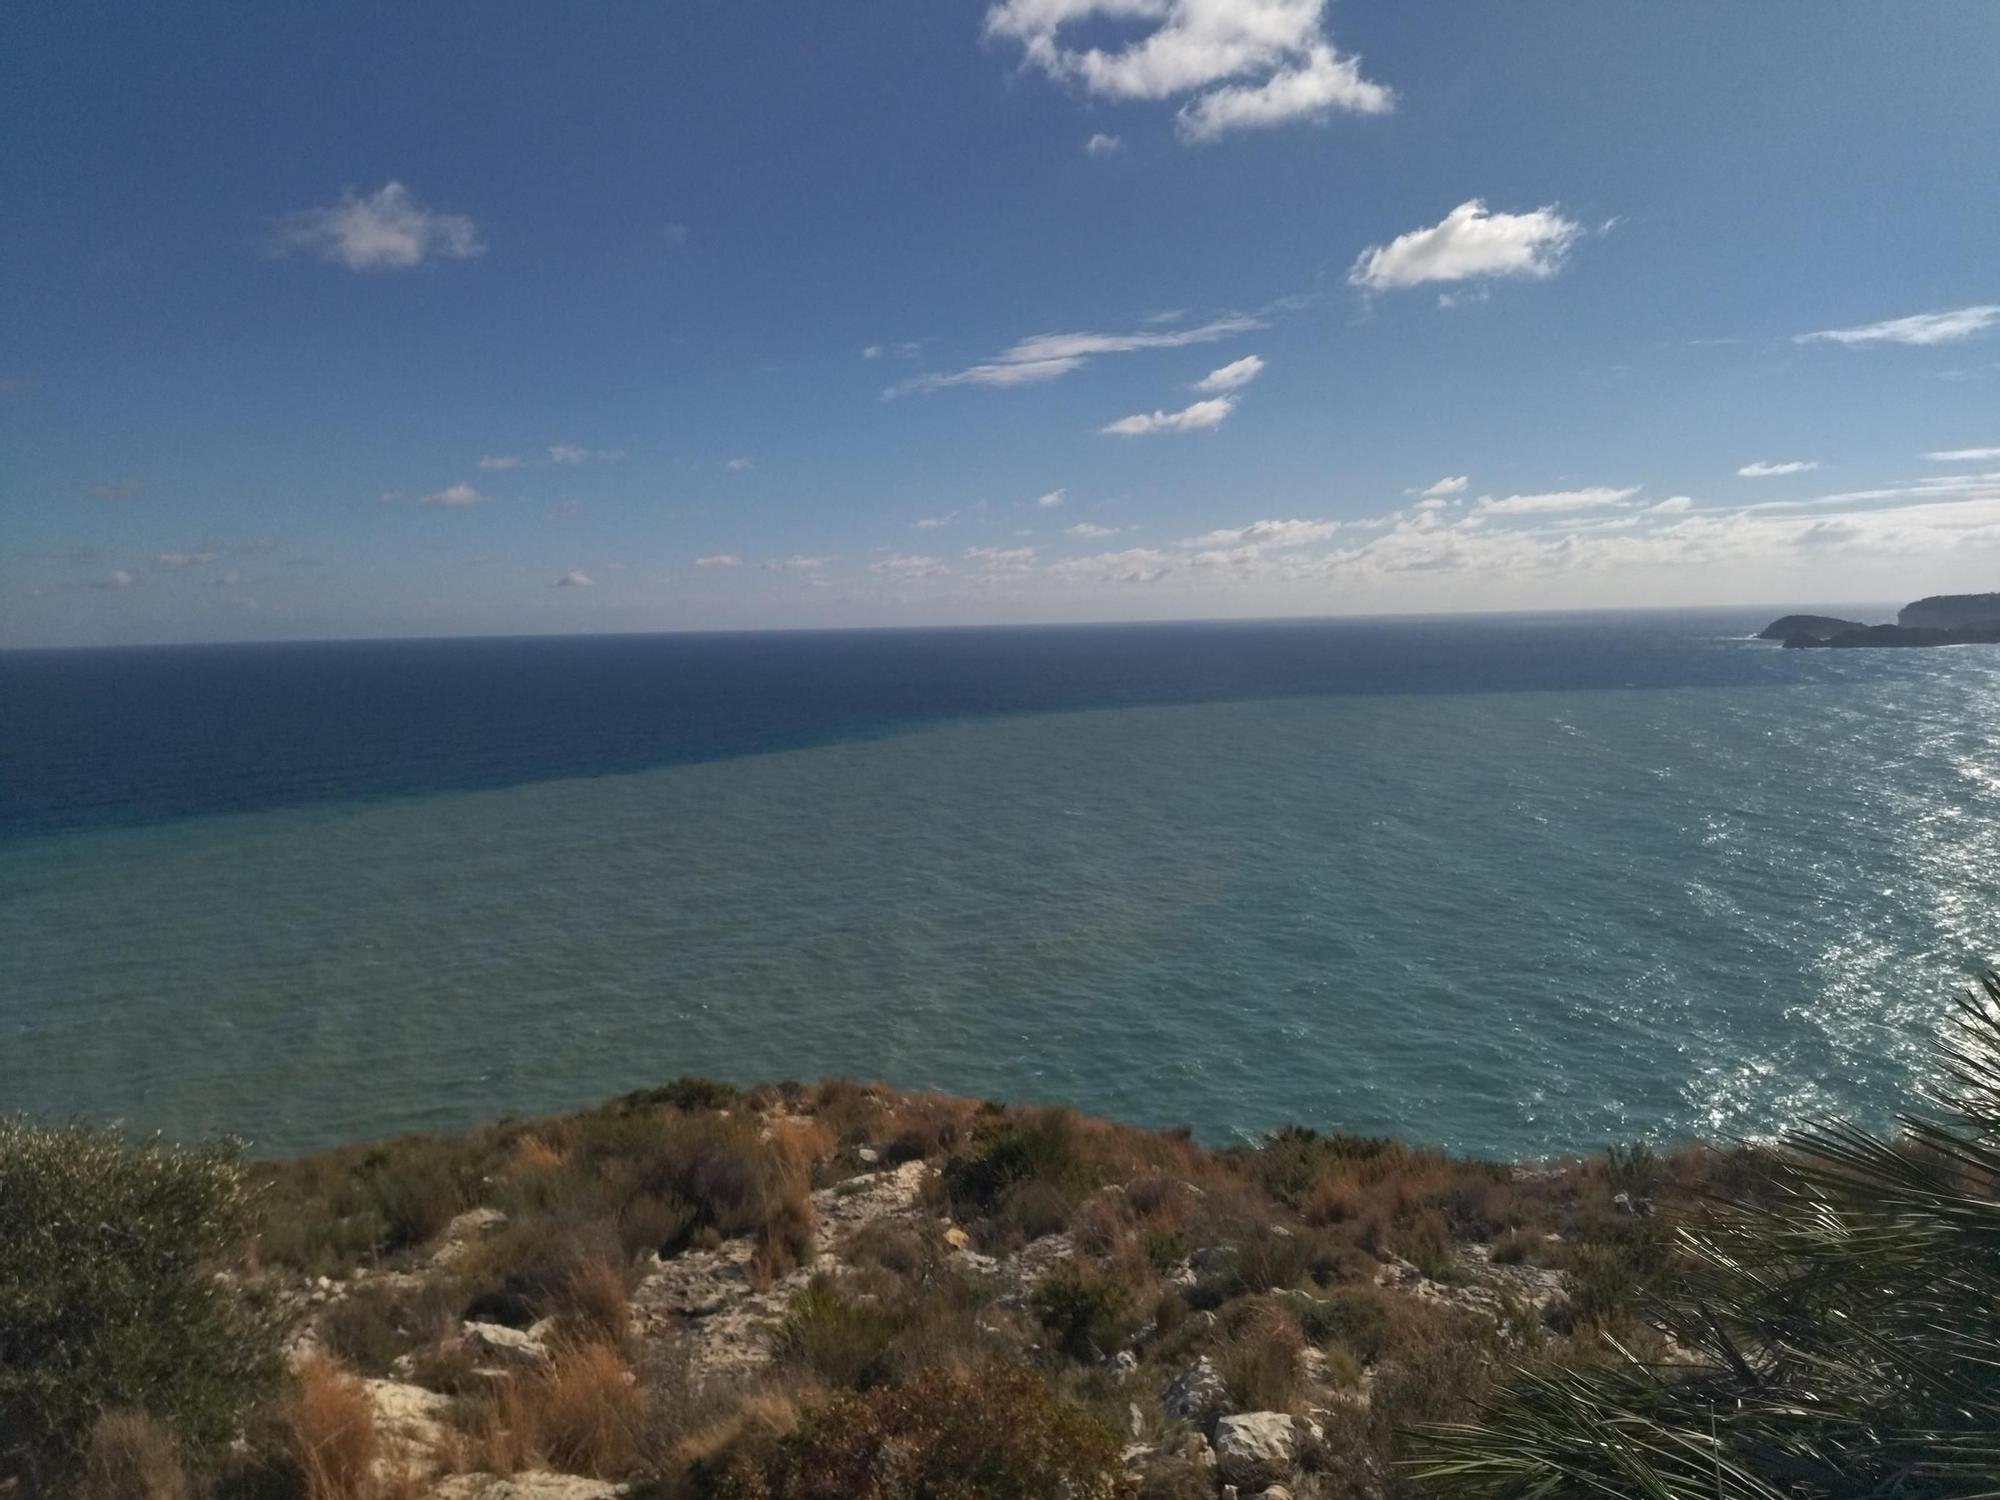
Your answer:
[364,1378,452,1452]
[429,1474,625,1499]
[1214,1413,1319,1488]
[432,1207,508,1267]
[1162,1355,1229,1429]
[460,1319,551,1370]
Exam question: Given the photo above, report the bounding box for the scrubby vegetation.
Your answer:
[0,1120,277,1489]
[12,973,1996,1500]
[1415,974,2000,1498]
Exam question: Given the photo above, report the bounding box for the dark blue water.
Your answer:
[2,608,1807,840]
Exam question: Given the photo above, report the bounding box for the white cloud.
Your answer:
[869,553,947,578]
[862,345,883,359]
[914,516,951,530]
[893,315,1261,393]
[984,0,1391,142]
[1195,354,1264,392]
[419,483,486,507]
[1349,200,1584,293]
[1650,496,1694,514]
[1065,522,1118,538]
[552,570,594,588]
[695,554,743,569]
[1737,459,1819,477]
[763,555,831,572]
[1926,446,2000,462]
[1178,43,1393,141]
[478,455,522,471]
[1475,486,1639,516]
[271,182,484,272]
[1102,395,1236,435]
[156,550,218,568]
[547,444,622,465]
[724,457,754,471]
[1036,489,1068,509]
[1419,475,1468,497]
[92,569,135,589]
[1796,305,2000,347]
[1047,547,1176,584]
[1184,518,1340,548]
[1084,132,1124,157]
[965,545,1038,572]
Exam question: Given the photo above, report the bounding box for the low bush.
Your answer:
[1030,1263,1134,1361]
[703,1364,1123,1500]
[1215,1302,1307,1413]
[320,1279,461,1376]
[772,1277,901,1389]
[0,1119,278,1488]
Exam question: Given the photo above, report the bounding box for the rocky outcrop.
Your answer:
[1213,1413,1321,1488]
[430,1474,626,1499]
[1756,613,1864,642]
[1899,593,2000,630]
[1163,1355,1231,1429]
[1786,621,2000,649]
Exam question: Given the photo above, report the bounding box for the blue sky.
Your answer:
[4,1,1998,646]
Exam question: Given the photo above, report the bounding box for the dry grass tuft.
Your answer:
[77,1411,190,1500]
[286,1356,381,1500]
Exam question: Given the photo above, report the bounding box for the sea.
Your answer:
[4,608,1998,1161]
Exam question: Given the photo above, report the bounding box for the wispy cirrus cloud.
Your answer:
[1102,395,1236,436]
[891,315,1262,395]
[1350,200,1585,293]
[418,483,486,507]
[271,182,483,272]
[1926,446,2000,462]
[547,443,622,465]
[1417,475,1468,498]
[984,0,1391,143]
[1738,459,1819,477]
[1796,305,2000,347]
[695,554,743,569]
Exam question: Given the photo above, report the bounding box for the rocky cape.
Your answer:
[1764,592,2000,648]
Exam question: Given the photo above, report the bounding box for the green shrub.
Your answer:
[939,1109,1086,1216]
[1030,1263,1133,1361]
[0,1119,277,1487]
[708,1364,1122,1499]
[617,1076,743,1114]
[773,1277,901,1389]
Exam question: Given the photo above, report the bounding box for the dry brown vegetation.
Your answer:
[8,1076,1720,1498]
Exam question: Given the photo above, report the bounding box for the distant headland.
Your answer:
[1765,592,2000,648]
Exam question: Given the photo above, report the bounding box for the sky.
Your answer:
[3,1,1998,647]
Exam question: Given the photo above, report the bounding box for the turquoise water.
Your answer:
[6,641,1999,1159]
